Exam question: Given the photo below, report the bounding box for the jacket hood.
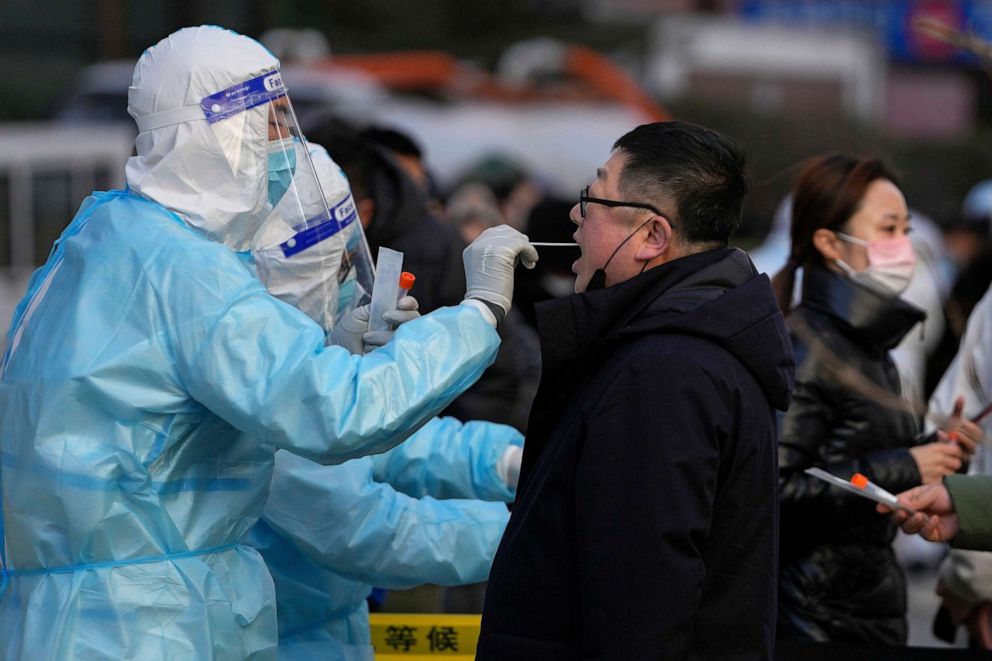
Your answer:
[363,145,430,253]
[537,247,795,411]
[800,265,925,352]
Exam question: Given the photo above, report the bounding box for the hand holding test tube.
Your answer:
[363,248,420,352]
[804,467,915,513]
[876,482,959,543]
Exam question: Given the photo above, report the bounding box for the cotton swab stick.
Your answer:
[530,242,578,247]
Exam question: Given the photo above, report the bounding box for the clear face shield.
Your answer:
[201,70,374,336]
[254,145,376,338]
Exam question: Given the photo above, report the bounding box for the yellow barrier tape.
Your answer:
[370,613,479,658]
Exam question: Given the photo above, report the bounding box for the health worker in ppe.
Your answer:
[252,421,521,661]
[0,25,536,661]
[245,142,523,661]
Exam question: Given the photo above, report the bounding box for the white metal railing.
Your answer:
[0,122,134,268]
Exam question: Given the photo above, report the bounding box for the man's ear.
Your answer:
[357,198,376,229]
[812,228,842,263]
[634,216,672,262]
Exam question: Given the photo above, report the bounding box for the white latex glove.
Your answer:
[463,225,538,323]
[364,296,420,352]
[330,296,420,355]
[496,445,523,490]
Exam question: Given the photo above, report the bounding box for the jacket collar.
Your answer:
[535,248,733,377]
[522,247,795,490]
[800,265,925,351]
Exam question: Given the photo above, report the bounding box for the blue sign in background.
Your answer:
[738,0,992,64]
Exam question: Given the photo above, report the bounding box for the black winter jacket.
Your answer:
[777,265,926,645]
[478,248,795,660]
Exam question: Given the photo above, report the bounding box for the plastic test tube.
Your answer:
[369,248,404,332]
[398,272,416,301]
[850,473,905,511]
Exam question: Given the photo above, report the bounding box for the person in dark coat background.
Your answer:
[770,154,982,646]
[308,122,465,315]
[477,121,795,660]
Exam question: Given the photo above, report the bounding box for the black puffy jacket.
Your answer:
[778,265,926,645]
[479,249,795,660]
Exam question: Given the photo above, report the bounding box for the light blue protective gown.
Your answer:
[250,416,520,661]
[0,190,499,660]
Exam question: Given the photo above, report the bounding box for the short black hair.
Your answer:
[360,126,423,159]
[613,121,748,245]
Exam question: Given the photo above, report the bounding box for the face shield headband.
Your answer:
[135,70,326,251]
[200,70,307,240]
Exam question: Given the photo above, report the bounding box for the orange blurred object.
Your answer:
[323,51,460,91]
[399,272,416,291]
[319,47,670,122]
[851,473,869,489]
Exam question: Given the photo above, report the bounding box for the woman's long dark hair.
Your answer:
[771,154,899,312]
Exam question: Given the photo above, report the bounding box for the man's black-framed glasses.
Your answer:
[579,185,664,219]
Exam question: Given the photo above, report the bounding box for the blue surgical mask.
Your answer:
[334,269,359,331]
[267,137,297,207]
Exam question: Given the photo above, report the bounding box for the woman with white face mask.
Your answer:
[770,154,983,647]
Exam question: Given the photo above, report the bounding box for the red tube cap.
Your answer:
[851,473,869,489]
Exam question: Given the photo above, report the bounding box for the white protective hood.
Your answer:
[125,25,293,252]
